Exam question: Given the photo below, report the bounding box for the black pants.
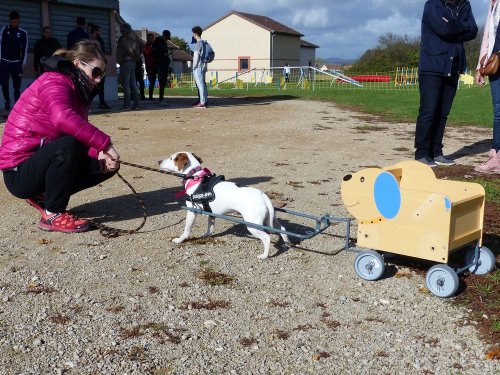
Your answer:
[414,74,458,159]
[0,61,22,104]
[157,65,169,101]
[146,66,157,99]
[3,136,117,212]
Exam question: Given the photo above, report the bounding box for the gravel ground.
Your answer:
[0,97,498,374]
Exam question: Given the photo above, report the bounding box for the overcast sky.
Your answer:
[119,0,490,60]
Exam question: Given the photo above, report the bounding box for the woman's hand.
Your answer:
[98,145,120,173]
[475,70,485,86]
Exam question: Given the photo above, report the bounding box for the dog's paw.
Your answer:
[172,238,184,244]
[257,254,268,260]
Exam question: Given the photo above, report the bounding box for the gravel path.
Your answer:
[0,98,497,374]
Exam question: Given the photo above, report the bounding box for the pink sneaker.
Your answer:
[474,149,500,173]
[38,211,90,233]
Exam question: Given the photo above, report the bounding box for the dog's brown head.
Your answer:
[159,152,203,174]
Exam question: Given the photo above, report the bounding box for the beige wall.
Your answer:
[203,14,271,82]
[300,47,316,67]
[272,34,300,67]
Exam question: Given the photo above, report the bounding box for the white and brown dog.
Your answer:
[159,152,290,259]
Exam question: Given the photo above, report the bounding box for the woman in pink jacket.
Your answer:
[0,40,120,233]
[475,0,500,173]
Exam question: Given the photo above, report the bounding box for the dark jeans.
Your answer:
[97,76,106,105]
[0,61,23,104]
[489,72,500,151]
[3,136,117,213]
[414,74,458,159]
[146,66,157,99]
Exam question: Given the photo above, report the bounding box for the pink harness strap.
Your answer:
[175,167,212,198]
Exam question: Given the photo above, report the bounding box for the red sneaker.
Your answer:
[26,196,46,213]
[38,211,90,233]
[193,103,206,108]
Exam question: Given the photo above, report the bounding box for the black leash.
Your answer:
[91,160,185,238]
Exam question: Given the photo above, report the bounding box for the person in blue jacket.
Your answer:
[414,0,477,167]
[67,16,90,50]
[0,10,28,111]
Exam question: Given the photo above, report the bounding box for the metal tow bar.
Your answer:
[182,206,352,250]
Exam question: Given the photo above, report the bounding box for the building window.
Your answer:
[238,57,250,72]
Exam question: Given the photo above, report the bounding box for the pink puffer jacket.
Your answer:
[0,71,111,170]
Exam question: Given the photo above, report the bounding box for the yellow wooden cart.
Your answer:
[341,160,496,297]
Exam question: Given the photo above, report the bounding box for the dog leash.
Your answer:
[91,160,186,238]
[119,160,186,178]
[90,171,147,238]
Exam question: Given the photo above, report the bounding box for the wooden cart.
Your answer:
[341,160,496,297]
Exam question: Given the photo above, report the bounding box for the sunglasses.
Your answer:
[80,60,105,79]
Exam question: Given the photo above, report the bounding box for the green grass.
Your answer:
[168,84,494,127]
[474,178,500,204]
[446,176,500,204]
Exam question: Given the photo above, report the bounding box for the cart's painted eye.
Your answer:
[360,177,365,182]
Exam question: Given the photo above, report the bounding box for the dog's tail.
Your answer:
[262,192,275,228]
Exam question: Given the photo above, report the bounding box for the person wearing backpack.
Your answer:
[191,26,208,108]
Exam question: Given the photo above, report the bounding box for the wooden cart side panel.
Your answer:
[357,191,452,262]
[449,195,485,250]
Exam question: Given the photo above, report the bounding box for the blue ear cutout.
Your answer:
[373,171,401,219]
[444,197,451,210]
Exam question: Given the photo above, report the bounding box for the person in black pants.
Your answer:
[0,40,120,233]
[414,0,477,167]
[152,30,172,106]
[0,10,28,111]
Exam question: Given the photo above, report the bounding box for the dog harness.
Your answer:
[177,167,225,212]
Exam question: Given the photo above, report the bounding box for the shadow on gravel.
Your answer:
[208,217,349,258]
[89,95,300,115]
[73,176,275,224]
[446,139,492,160]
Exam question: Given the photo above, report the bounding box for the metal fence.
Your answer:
[145,66,477,93]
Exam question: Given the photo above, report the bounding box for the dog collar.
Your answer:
[176,167,212,198]
[183,165,203,181]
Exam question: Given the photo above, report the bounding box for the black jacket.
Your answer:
[33,36,61,73]
[152,37,170,69]
[67,27,90,49]
[419,0,477,76]
[0,25,28,64]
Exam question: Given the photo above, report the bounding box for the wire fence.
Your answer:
[143,66,478,93]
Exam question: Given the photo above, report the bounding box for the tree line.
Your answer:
[344,28,483,75]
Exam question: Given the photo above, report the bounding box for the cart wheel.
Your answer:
[465,246,496,275]
[425,265,459,298]
[354,250,385,281]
